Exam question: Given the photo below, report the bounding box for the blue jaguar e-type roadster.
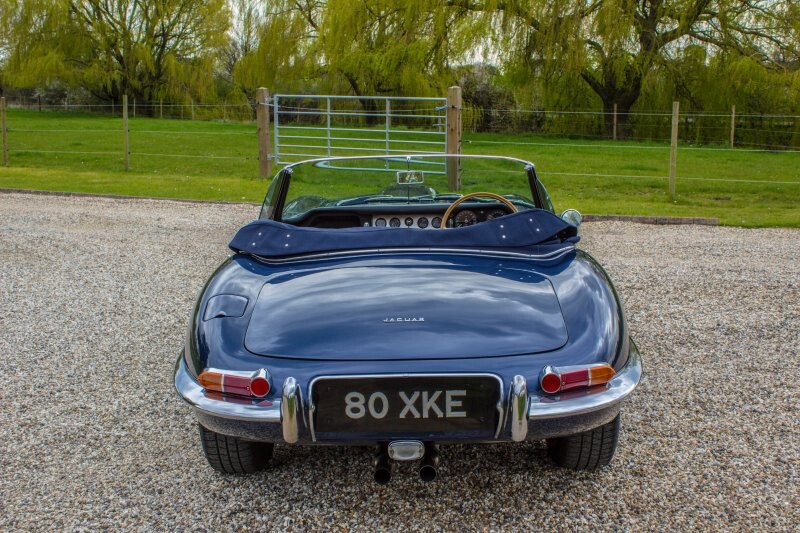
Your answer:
[174,154,642,483]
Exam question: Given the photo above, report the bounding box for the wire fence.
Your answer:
[3,98,257,122]
[7,96,800,150]
[462,105,800,150]
[1,95,798,190]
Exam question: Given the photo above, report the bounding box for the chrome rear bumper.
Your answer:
[174,340,642,442]
[529,341,642,420]
[174,357,282,422]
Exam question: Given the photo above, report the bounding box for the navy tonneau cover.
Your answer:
[229,209,578,258]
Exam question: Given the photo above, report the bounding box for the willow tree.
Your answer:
[3,0,73,90]
[315,0,461,116]
[6,0,230,103]
[234,0,464,121]
[232,0,320,96]
[444,0,798,136]
[220,0,263,84]
[0,0,16,67]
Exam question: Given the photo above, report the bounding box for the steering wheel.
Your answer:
[440,192,518,229]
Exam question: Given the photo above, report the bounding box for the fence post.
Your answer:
[38,95,42,112]
[446,85,462,191]
[257,87,272,178]
[326,97,332,157]
[385,99,391,160]
[122,95,130,171]
[159,99,163,119]
[669,101,679,202]
[190,98,195,120]
[730,105,736,147]
[1,97,8,166]
[613,103,617,141]
[133,98,136,118]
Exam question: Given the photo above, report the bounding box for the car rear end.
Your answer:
[175,250,642,481]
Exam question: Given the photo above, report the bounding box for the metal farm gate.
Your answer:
[271,94,451,167]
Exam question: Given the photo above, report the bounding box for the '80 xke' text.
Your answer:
[344,390,467,419]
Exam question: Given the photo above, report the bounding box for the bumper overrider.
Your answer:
[174,341,642,444]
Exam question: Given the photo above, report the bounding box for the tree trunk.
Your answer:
[583,61,643,140]
[359,98,380,126]
[343,73,381,126]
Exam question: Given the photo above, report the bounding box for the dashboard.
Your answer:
[371,206,511,229]
[289,203,516,229]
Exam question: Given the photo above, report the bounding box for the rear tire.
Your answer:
[546,414,621,471]
[198,424,274,474]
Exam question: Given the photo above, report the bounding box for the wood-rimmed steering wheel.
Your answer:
[439,192,518,229]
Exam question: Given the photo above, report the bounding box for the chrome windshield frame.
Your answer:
[259,154,541,222]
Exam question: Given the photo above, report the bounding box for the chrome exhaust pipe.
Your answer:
[418,443,439,483]
[373,445,392,485]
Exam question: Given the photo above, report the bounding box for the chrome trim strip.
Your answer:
[307,372,505,442]
[528,340,643,420]
[203,366,257,378]
[510,375,529,442]
[494,392,505,439]
[280,153,535,172]
[173,357,281,422]
[250,246,574,265]
[281,377,300,444]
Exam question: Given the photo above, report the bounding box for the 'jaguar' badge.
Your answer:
[383,317,425,323]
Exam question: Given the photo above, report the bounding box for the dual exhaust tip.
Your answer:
[374,441,438,484]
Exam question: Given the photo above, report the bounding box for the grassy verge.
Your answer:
[1,109,798,227]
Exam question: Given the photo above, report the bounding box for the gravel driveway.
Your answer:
[0,192,797,530]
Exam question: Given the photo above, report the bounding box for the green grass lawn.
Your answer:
[1,108,798,227]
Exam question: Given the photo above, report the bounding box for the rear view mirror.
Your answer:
[396,170,424,185]
[560,208,582,228]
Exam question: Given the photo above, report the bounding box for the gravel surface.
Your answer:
[0,192,798,530]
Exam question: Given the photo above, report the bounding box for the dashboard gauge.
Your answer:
[389,217,401,227]
[487,209,506,220]
[454,209,478,227]
[431,217,442,229]
[417,217,429,229]
[405,217,414,227]
[374,218,387,227]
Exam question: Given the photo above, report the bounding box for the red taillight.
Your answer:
[539,364,615,394]
[250,375,270,397]
[197,368,271,398]
[540,371,562,394]
[561,368,591,389]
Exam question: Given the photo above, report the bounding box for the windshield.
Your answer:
[259,155,546,221]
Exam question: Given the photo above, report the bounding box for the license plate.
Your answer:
[311,375,501,439]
